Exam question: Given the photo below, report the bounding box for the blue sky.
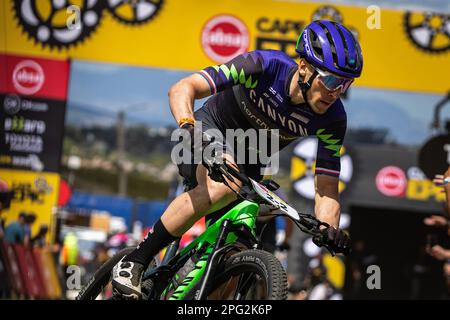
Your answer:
[66,59,448,147]
[67,60,191,126]
[66,0,449,147]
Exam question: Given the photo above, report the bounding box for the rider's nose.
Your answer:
[328,88,342,99]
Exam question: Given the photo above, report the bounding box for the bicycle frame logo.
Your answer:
[12,0,164,49]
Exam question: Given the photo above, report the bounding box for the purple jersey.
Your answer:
[197,50,347,178]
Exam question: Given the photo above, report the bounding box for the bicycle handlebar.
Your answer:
[204,159,347,256]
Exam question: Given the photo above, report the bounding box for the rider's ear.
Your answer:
[298,59,308,78]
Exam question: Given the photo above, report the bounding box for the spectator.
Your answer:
[23,212,37,247]
[0,179,14,240]
[107,226,130,256]
[60,231,79,267]
[427,166,450,299]
[424,215,450,237]
[30,224,49,248]
[432,167,450,234]
[427,245,450,261]
[444,262,450,299]
[3,212,27,244]
[0,179,13,298]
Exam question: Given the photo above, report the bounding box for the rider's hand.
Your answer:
[313,226,351,256]
[179,123,226,182]
[179,122,212,160]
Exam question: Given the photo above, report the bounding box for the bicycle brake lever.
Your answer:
[323,244,336,257]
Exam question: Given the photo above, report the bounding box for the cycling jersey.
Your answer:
[196,50,347,178]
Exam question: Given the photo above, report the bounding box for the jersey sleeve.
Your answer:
[197,51,265,95]
[315,116,347,178]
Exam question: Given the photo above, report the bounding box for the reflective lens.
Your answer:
[316,68,353,92]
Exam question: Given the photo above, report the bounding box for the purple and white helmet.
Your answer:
[296,20,363,78]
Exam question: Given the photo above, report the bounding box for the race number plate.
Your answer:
[249,178,300,220]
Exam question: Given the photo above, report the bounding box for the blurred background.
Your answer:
[0,0,449,300]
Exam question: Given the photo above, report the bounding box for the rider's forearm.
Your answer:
[314,195,340,229]
[168,79,196,125]
[315,175,341,228]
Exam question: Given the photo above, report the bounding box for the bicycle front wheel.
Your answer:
[76,247,135,300]
[190,249,288,300]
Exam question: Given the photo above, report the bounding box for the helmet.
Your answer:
[296,20,363,78]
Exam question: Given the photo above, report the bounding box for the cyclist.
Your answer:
[112,20,362,299]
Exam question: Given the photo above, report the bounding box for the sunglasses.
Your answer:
[315,68,354,93]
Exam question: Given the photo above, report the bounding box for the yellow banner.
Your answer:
[0,169,59,243]
[2,0,449,94]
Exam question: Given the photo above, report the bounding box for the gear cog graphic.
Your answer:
[13,0,105,49]
[404,11,450,53]
[311,6,359,40]
[312,6,343,24]
[106,0,163,25]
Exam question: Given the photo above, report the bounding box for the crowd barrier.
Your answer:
[0,242,62,299]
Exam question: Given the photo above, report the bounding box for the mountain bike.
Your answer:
[76,158,345,300]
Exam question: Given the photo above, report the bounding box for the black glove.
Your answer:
[312,226,351,256]
[179,123,224,182]
[178,122,209,160]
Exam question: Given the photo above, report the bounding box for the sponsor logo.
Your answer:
[249,89,308,137]
[12,60,45,95]
[201,15,249,63]
[255,17,303,58]
[10,176,53,204]
[4,95,21,115]
[0,155,12,166]
[4,133,43,153]
[4,116,46,134]
[12,155,44,171]
[375,166,407,197]
[303,30,312,56]
[375,166,445,202]
[3,95,49,115]
[254,9,358,59]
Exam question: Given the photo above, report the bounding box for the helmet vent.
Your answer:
[309,30,324,61]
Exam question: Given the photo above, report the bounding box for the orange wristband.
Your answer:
[178,117,195,127]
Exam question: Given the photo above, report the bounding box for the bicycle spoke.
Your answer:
[234,272,255,299]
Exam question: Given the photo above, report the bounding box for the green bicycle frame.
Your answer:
[165,200,260,300]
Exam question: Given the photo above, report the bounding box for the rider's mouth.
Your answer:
[319,99,332,106]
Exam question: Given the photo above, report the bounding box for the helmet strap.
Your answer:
[297,69,318,104]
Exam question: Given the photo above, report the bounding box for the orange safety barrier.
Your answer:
[0,242,63,299]
[30,247,50,299]
[38,247,62,299]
